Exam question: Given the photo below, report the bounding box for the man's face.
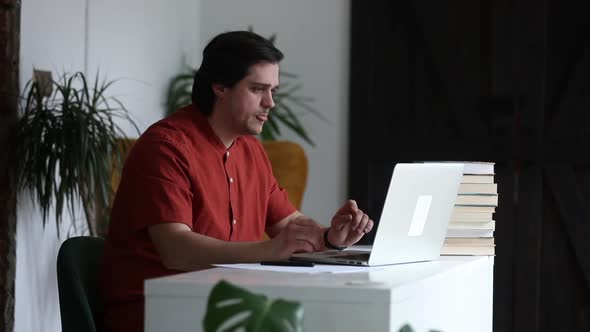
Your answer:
[217,62,279,137]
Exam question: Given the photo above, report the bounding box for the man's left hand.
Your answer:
[327,200,374,248]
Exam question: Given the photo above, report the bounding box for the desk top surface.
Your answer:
[145,256,493,303]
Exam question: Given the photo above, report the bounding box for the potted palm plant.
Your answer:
[8,71,139,237]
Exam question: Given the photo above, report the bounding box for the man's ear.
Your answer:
[212,83,226,98]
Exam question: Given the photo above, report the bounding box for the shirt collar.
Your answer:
[188,104,238,156]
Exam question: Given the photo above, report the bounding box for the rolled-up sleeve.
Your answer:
[265,178,297,227]
[118,137,194,231]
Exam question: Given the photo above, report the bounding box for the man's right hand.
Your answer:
[268,216,323,259]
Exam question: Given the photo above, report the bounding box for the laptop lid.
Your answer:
[367,162,463,265]
[291,162,463,266]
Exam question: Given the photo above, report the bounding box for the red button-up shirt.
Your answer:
[100,104,295,332]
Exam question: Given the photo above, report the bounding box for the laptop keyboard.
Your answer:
[330,252,370,261]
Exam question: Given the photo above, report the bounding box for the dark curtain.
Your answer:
[348,1,590,331]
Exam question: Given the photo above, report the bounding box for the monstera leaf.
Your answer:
[203,280,304,332]
[398,323,442,332]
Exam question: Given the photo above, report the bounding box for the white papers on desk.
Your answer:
[214,263,384,274]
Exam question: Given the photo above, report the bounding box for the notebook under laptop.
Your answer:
[291,163,464,266]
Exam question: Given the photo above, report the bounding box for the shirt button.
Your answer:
[229,177,234,183]
[232,219,237,225]
[226,151,230,157]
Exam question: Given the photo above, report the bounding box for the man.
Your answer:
[100,31,373,332]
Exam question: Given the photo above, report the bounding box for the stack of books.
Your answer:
[442,162,497,256]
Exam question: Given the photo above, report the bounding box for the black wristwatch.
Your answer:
[323,228,347,251]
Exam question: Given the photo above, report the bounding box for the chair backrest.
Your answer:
[262,140,308,210]
[57,236,105,332]
[110,138,137,205]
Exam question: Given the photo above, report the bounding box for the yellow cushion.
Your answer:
[261,140,308,210]
[262,141,308,241]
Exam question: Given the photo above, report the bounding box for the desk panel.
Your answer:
[145,256,494,332]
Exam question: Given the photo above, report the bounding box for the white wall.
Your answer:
[16,0,350,330]
[17,1,86,331]
[86,0,200,134]
[200,0,351,225]
[16,1,200,331]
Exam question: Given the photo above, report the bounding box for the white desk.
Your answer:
[145,256,494,332]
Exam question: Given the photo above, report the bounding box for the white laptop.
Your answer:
[291,163,464,266]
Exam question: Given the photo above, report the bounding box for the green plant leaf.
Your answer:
[165,70,194,116]
[399,324,415,332]
[203,280,303,332]
[271,111,314,147]
[280,71,298,79]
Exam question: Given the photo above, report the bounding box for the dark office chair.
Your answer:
[57,236,105,332]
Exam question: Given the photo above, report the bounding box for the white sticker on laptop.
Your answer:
[407,195,432,236]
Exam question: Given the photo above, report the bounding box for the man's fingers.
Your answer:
[275,233,318,258]
[335,199,358,215]
[331,213,352,231]
[295,234,321,251]
[292,240,315,254]
[364,219,374,234]
[287,223,322,250]
[351,209,364,230]
[345,199,358,212]
[288,234,318,253]
[291,220,322,235]
[331,209,366,236]
[354,213,370,235]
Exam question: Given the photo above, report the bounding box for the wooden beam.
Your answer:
[0,0,20,331]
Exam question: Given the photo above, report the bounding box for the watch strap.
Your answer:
[323,228,347,251]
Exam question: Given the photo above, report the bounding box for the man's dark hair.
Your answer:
[192,31,284,115]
